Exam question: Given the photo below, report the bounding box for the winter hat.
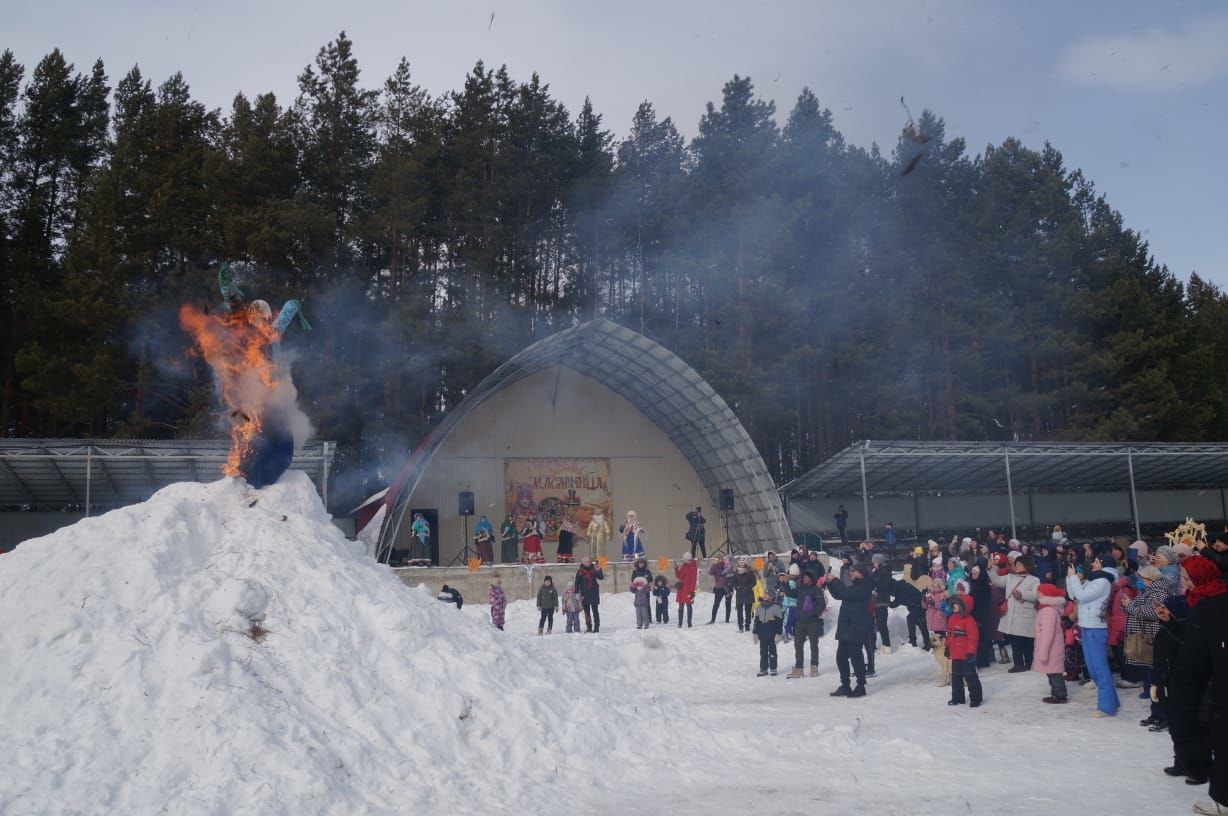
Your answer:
[566,582,575,590]
[1095,553,1117,569]
[682,552,693,561]
[927,539,940,550]
[1173,543,1193,559]
[788,563,801,576]
[1153,545,1178,566]
[581,556,593,566]
[1006,551,1022,561]
[872,553,887,566]
[932,557,943,567]
[633,576,647,587]
[1036,583,1065,598]
[1008,538,1021,550]
[1136,565,1162,581]
[543,575,553,583]
[914,546,924,556]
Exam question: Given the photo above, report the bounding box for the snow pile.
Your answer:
[0,474,704,814]
[0,475,1185,814]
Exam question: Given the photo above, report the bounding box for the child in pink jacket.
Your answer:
[1033,583,1068,703]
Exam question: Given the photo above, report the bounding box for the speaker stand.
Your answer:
[448,514,476,566]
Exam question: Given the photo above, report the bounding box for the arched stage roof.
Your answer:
[377,319,792,556]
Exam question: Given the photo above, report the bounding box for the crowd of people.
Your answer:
[441,525,1228,816]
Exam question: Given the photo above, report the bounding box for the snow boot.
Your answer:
[809,666,819,677]
[770,669,778,676]
[829,685,852,697]
[787,667,805,679]
[1193,802,1228,816]
[757,670,768,677]
[849,684,867,698]
[538,629,544,635]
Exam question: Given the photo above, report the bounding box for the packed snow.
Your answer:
[0,474,1195,814]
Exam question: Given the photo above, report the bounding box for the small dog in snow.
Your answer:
[930,632,951,686]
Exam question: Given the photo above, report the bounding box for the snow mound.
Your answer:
[0,473,698,814]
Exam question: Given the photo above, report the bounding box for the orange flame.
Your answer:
[178,303,283,477]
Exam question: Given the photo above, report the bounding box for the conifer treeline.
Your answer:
[3,34,1226,510]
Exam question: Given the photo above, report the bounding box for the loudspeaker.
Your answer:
[458,491,475,516]
[719,489,735,511]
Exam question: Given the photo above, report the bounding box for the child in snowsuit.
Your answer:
[632,576,652,629]
[652,575,671,623]
[752,589,784,676]
[1033,582,1068,703]
[490,577,507,631]
[536,575,558,635]
[561,582,582,634]
[946,594,982,707]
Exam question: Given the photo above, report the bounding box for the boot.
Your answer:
[786,667,805,679]
[537,629,543,635]
[997,644,1010,664]
[849,684,867,698]
[829,685,852,697]
[809,666,819,677]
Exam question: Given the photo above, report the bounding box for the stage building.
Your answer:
[375,320,792,566]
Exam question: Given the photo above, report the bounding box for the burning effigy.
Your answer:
[179,263,313,488]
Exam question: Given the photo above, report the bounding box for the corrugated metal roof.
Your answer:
[380,320,792,556]
[0,439,335,510]
[779,440,1228,498]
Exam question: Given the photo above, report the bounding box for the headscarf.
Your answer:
[1184,556,1228,607]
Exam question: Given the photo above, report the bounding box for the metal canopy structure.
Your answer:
[0,439,336,513]
[379,319,792,556]
[779,440,1228,540]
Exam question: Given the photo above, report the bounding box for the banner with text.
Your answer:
[505,458,612,542]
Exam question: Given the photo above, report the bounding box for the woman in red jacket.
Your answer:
[946,594,983,708]
[674,552,699,628]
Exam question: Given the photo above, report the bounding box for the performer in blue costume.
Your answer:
[217,263,311,488]
[620,510,646,560]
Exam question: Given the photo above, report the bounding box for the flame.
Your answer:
[178,303,283,478]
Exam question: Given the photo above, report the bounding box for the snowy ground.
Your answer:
[0,475,1195,814]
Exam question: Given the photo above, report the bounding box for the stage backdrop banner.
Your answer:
[505,458,612,542]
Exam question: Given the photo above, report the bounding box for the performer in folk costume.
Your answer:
[620,510,646,560]
[499,514,520,563]
[521,516,545,564]
[556,519,578,563]
[409,513,431,565]
[587,509,611,560]
[474,514,495,564]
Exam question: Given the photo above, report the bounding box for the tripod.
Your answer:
[709,509,745,558]
[448,514,475,566]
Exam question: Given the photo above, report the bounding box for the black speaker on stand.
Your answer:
[449,491,477,566]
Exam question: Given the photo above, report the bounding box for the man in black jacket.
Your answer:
[575,557,606,633]
[826,562,874,697]
[870,553,894,654]
[1171,588,1228,816]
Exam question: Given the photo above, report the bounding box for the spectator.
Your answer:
[989,554,1039,672]
[1066,553,1121,717]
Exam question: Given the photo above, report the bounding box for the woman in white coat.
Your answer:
[989,554,1040,672]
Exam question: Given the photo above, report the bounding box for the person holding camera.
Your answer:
[685,506,707,559]
[826,562,873,697]
[1066,554,1121,717]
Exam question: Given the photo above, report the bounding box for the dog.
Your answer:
[930,632,951,686]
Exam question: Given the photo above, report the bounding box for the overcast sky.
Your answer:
[8,0,1227,287]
